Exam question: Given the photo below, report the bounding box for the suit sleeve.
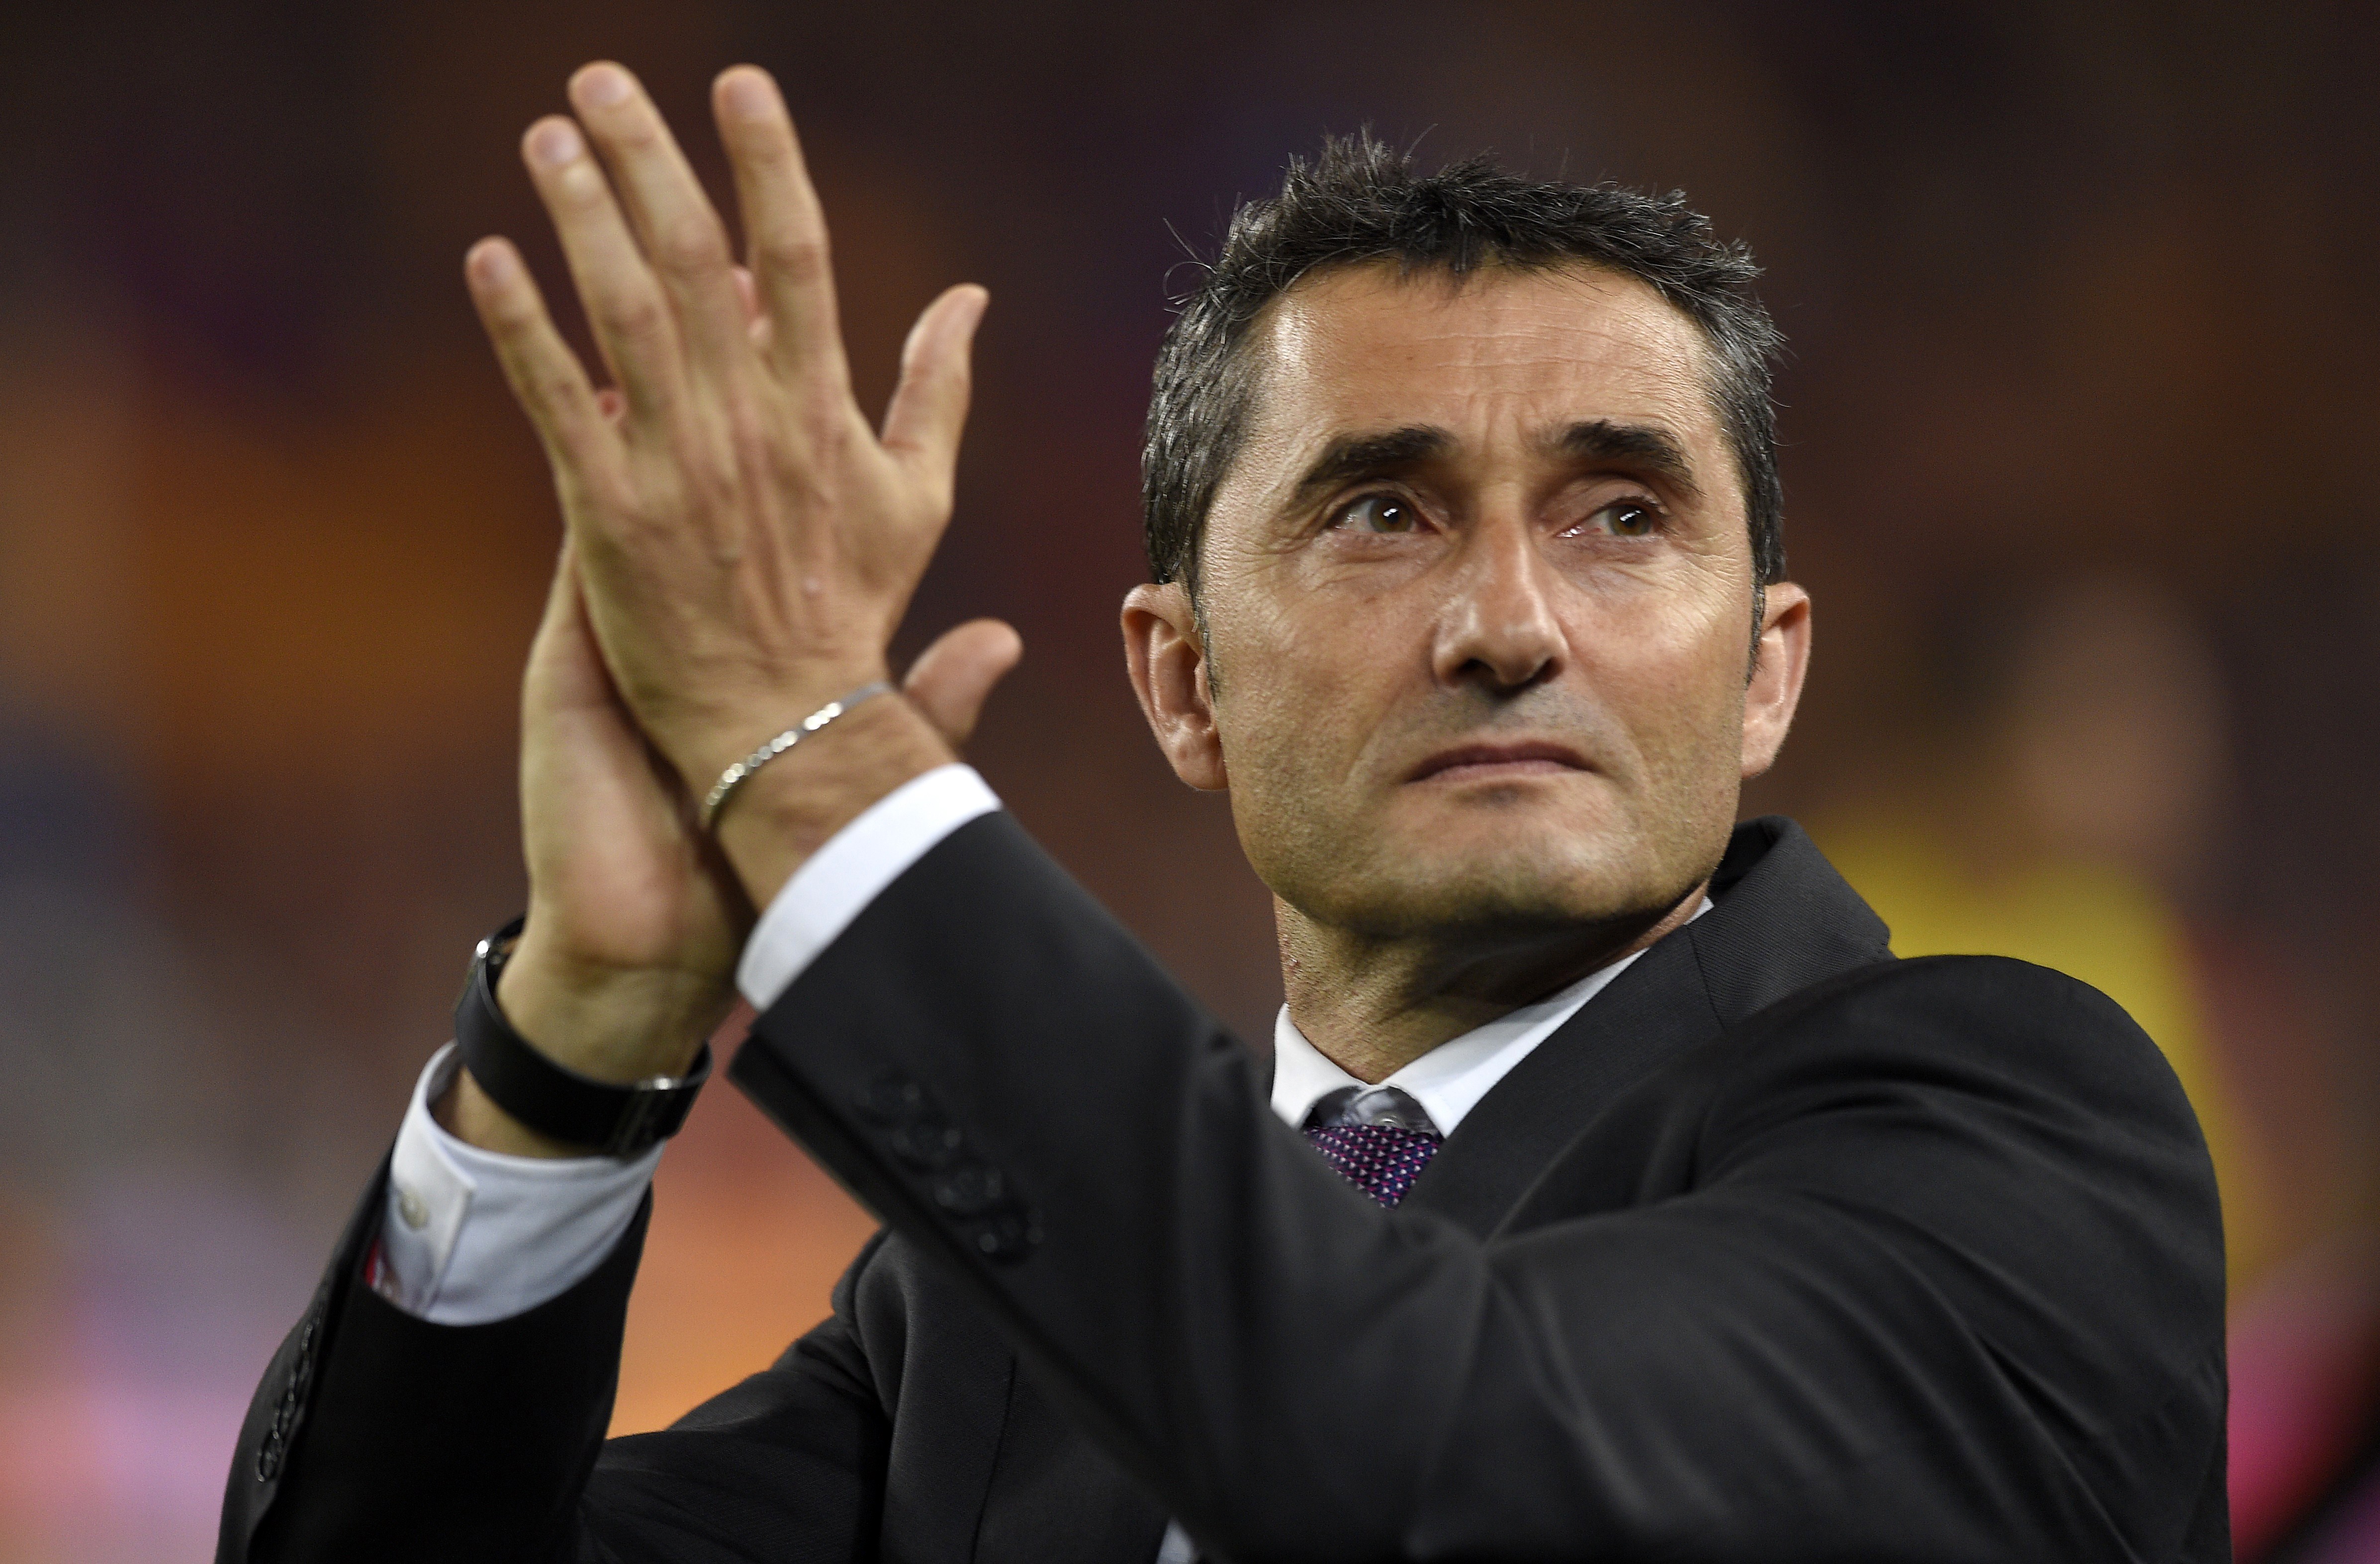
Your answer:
[217,1161,895,1564]
[731,810,2227,1564]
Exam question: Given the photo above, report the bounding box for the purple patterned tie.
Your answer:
[1302,1086,1443,1207]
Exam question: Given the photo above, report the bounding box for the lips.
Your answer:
[1405,741,1592,783]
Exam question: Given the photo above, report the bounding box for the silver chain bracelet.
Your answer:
[699,680,895,830]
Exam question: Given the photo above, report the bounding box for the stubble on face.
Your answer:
[1196,262,1761,990]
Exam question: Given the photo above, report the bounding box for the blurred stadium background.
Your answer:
[2,1,2377,1557]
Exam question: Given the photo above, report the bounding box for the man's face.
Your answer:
[1128,262,1805,949]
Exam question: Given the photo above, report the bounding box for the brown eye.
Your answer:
[1336,494,1416,533]
[1590,501,1657,537]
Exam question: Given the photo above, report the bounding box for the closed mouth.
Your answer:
[1405,742,1593,783]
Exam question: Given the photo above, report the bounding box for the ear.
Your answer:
[1122,582,1228,790]
[1740,582,1812,780]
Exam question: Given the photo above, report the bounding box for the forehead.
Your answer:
[1242,262,1719,460]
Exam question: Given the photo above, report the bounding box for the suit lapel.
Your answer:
[1400,817,1892,1237]
[1401,932,1721,1235]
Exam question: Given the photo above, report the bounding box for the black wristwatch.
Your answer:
[453,916,712,1156]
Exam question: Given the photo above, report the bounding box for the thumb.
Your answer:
[881,284,988,475]
[902,618,1023,749]
[523,540,622,718]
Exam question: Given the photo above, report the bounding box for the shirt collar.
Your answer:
[1268,898,1711,1137]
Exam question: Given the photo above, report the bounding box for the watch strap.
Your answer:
[454,916,712,1156]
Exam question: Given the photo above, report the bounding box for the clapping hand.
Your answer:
[447,63,1018,1153]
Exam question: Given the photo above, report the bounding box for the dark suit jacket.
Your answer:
[217,816,2229,1562]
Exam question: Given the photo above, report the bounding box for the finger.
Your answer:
[712,66,851,389]
[902,618,1023,748]
[463,237,619,482]
[732,264,775,354]
[567,62,752,381]
[520,114,683,419]
[881,285,990,480]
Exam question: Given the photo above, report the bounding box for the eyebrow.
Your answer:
[1551,420,1703,499]
[1287,425,1454,506]
[1286,419,1703,510]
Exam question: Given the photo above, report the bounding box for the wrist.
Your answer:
[664,662,896,803]
[435,927,722,1161]
[494,927,731,1086]
[713,692,954,909]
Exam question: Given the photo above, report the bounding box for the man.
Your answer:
[217,59,2226,1563]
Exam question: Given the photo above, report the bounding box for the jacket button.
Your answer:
[932,1165,1006,1214]
[256,1434,283,1482]
[855,1071,928,1125]
[969,1209,1041,1262]
[888,1118,966,1171]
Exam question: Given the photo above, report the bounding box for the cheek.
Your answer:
[1574,592,1749,764]
[1208,583,1416,755]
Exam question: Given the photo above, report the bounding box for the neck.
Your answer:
[1277,882,1709,1084]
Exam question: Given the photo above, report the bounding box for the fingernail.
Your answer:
[468,241,518,285]
[719,68,774,120]
[576,63,633,107]
[529,119,583,167]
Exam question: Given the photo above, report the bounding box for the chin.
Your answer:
[1322,820,1690,939]
[1436,845,1669,930]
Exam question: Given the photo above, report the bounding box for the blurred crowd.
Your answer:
[2,2,2377,1558]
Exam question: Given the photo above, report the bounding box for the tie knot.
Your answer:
[1304,1085,1438,1134]
[1302,1088,1443,1207]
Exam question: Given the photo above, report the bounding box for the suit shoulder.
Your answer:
[1763,951,2156,1047]
[1727,952,2196,1135]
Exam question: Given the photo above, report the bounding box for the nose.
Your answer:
[1431,515,1566,694]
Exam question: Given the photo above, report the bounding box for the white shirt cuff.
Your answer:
[372,764,997,1326]
[374,1044,662,1326]
[735,762,1002,1011]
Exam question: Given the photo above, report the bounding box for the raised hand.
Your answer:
[465,62,1001,898]
[451,537,1017,1155]
[448,62,1017,1152]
